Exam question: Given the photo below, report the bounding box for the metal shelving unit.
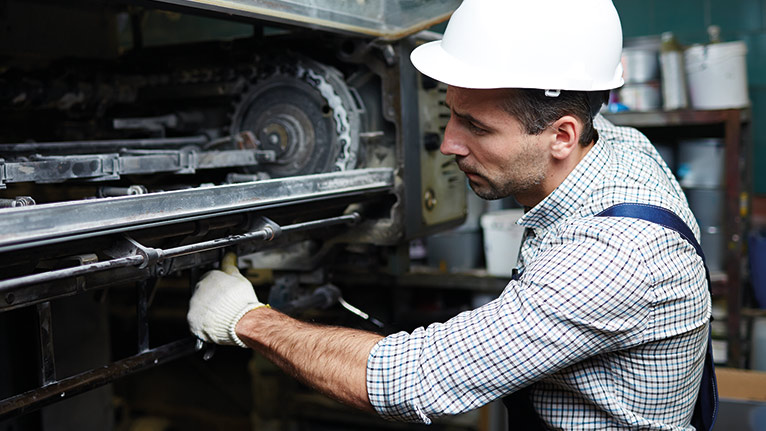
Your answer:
[605,108,752,367]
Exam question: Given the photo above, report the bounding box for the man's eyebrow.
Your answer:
[443,101,493,131]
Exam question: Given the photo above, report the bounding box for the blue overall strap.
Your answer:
[596,203,719,431]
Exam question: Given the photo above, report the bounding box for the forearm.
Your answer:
[235,306,384,412]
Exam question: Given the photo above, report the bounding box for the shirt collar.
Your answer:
[518,136,611,232]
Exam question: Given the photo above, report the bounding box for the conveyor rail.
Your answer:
[0,167,394,420]
[0,212,365,420]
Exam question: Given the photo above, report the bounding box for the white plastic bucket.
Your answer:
[619,82,661,111]
[684,41,749,109]
[480,209,525,277]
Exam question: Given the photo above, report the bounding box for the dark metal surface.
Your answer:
[0,338,199,420]
[36,302,56,386]
[0,168,393,252]
[0,148,268,187]
[0,255,146,292]
[0,136,209,154]
[136,280,153,353]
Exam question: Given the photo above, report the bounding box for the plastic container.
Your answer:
[426,230,483,271]
[685,41,749,109]
[480,209,525,276]
[677,138,724,188]
[622,48,660,84]
[700,226,723,273]
[685,187,724,227]
[660,32,689,110]
[619,82,661,111]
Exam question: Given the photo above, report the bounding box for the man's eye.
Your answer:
[468,122,487,135]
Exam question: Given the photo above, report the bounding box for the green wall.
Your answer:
[613,0,766,194]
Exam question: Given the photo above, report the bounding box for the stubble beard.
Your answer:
[459,145,548,201]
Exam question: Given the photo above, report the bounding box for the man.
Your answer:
[188,0,717,429]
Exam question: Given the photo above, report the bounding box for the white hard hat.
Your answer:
[411,0,625,91]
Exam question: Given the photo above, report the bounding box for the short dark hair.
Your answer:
[499,89,610,146]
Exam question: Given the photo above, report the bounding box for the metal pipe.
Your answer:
[0,338,198,420]
[0,136,208,153]
[0,255,145,294]
[0,213,362,294]
[280,213,361,234]
[159,227,274,259]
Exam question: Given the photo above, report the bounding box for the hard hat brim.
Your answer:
[411,40,510,90]
[410,40,625,91]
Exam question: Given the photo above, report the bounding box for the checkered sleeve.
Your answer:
[366,219,655,423]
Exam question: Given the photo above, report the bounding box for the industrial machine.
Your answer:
[0,0,467,429]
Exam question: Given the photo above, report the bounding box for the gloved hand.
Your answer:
[187,252,265,347]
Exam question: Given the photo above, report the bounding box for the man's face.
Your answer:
[442,86,549,202]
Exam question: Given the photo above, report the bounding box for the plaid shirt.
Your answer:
[367,116,711,430]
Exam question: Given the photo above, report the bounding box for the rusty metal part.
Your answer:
[0,338,199,420]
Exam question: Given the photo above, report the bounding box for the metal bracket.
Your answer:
[252,216,281,241]
[178,147,198,174]
[124,236,161,270]
[103,235,154,270]
[0,158,6,189]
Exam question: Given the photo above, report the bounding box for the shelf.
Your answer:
[334,265,510,294]
[606,107,751,367]
[603,109,750,128]
[742,308,766,318]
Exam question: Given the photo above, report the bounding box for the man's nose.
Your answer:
[440,118,468,157]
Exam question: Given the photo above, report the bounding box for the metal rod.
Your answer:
[159,228,273,259]
[0,213,362,294]
[36,302,56,386]
[0,338,198,420]
[137,280,154,353]
[0,255,145,293]
[0,136,208,153]
[280,213,361,234]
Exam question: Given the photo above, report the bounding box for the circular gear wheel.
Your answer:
[229,57,361,178]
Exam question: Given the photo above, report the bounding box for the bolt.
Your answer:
[268,133,280,146]
[424,189,437,211]
[4,293,14,304]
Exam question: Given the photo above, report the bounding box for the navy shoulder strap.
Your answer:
[596,203,718,431]
[596,203,705,262]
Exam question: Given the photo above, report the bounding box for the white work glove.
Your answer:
[187,252,265,348]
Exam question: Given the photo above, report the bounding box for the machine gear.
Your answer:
[229,57,362,178]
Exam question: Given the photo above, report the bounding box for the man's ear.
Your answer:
[549,115,581,160]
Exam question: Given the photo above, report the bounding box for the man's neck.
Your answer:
[521,141,595,208]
